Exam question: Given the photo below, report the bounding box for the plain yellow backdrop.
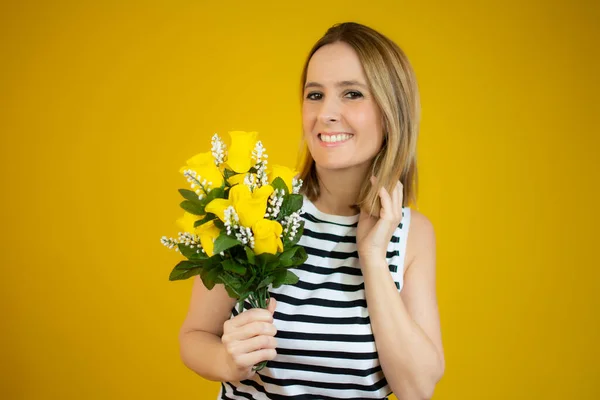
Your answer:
[1,0,598,399]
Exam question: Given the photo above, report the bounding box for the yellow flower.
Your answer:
[176,212,199,234]
[176,213,220,257]
[252,219,284,255]
[196,220,221,257]
[227,172,257,187]
[268,164,298,192]
[179,151,223,191]
[236,185,274,227]
[226,131,258,173]
[205,183,274,228]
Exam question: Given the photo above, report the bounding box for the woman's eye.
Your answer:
[345,91,363,99]
[306,92,323,100]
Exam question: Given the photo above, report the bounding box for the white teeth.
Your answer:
[320,134,352,143]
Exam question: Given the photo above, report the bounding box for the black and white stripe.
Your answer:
[218,195,411,399]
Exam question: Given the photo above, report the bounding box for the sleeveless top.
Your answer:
[218,195,412,399]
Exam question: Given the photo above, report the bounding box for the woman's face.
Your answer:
[302,41,384,173]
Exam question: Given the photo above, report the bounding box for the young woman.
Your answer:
[178,22,445,399]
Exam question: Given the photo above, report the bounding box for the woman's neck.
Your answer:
[312,165,368,216]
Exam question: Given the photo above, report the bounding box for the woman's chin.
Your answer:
[314,159,353,171]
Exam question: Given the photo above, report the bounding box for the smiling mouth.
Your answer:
[318,133,354,144]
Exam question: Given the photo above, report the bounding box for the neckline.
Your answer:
[301,194,361,225]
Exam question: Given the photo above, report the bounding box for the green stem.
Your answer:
[248,287,270,373]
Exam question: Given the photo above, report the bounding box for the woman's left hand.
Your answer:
[356,176,404,268]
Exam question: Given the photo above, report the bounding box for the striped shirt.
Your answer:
[218,195,411,399]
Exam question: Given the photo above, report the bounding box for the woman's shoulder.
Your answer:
[403,208,436,273]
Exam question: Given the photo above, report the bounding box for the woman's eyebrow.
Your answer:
[304,80,368,90]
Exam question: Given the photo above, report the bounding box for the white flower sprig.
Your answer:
[183,169,212,200]
[224,206,240,236]
[236,226,255,248]
[243,173,258,192]
[292,177,303,194]
[211,133,227,166]
[251,141,269,187]
[161,232,204,254]
[265,188,285,219]
[281,212,302,243]
[224,206,255,248]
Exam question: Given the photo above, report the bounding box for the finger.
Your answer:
[226,334,278,358]
[228,308,273,329]
[379,186,393,220]
[224,320,277,343]
[233,348,278,369]
[392,182,401,217]
[267,297,277,314]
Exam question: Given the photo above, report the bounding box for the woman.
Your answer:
[178,22,445,399]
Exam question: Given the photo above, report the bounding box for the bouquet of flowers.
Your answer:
[161,130,307,329]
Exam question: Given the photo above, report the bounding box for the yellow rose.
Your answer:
[176,213,220,257]
[205,184,250,221]
[196,220,221,257]
[204,198,229,221]
[226,131,258,173]
[268,164,298,192]
[176,212,199,234]
[235,184,273,227]
[252,219,284,255]
[227,172,258,187]
[205,183,274,228]
[179,151,223,190]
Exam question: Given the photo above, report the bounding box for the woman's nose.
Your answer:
[318,98,341,124]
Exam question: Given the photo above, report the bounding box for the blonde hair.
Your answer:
[297,22,420,214]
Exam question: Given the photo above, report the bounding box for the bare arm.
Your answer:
[178,276,278,383]
[362,210,445,399]
[178,276,238,382]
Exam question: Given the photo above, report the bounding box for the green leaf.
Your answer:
[177,244,211,261]
[291,245,308,266]
[169,260,203,281]
[222,259,247,275]
[174,260,203,269]
[239,274,257,294]
[282,270,300,285]
[244,246,256,265]
[278,244,307,267]
[280,194,303,218]
[178,188,202,203]
[270,177,289,195]
[279,246,300,263]
[223,169,238,179]
[194,213,217,228]
[169,266,202,281]
[272,270,299,288]
[213,219,225,230]
[257,275,275,289]
[223,284,241,300]
[180,200,204,216]
[205,187,225,204]
[256,253,279,274]
[200,264,222,290]
[256,253,278,265]
[213,234,242,255]
[220,274,244,299]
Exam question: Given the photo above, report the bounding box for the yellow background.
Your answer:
[1,1,598,399]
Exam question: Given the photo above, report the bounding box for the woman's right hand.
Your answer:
[221,298,278,381]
